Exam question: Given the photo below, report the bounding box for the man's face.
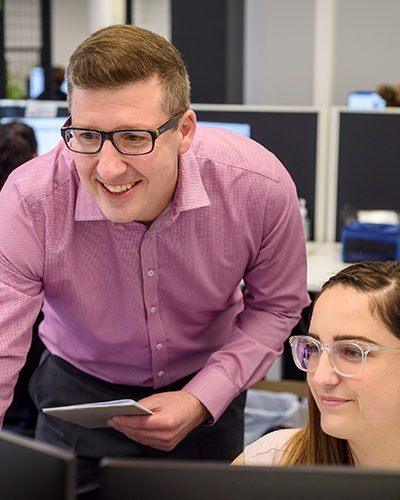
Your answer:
[70,79,192,224]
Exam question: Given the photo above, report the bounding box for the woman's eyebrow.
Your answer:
[308,332,378,345]
[333,334,377,344]
[306,332,320,340]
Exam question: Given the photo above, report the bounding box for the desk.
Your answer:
[306,241,349,292]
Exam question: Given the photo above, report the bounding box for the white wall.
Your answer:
[333,0,400,105]
[51,0,170,70]
[52,0,89,69]
[244,0,400,106]
[244,0,315,106]
[51,0,400,106]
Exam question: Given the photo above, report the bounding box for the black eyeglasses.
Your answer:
[60,113,182,156]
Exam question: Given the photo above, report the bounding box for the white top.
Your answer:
[244,428,300,465]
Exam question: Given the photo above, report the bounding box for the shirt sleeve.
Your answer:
[0,177,45,426]
[182,165,310,422]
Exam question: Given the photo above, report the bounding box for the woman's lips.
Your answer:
[319,395,351,407]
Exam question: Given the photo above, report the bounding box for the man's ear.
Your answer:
[177,110,197,155]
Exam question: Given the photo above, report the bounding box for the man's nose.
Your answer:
[96,139,128,179]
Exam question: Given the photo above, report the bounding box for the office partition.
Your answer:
[0,98,68,118]
[0,100,328,241]
[326,107,400,241]
[192,104,328,241]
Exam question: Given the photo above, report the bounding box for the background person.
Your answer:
[233,260,400,468]
[0,120,37,188]
[0,24,309,498]
[37,66,67,100]
[0,120,42,435]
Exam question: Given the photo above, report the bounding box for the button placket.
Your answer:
[140,236,169,387]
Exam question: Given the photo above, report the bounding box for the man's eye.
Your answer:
[80,132,97,141]
[126,134,141,142]
[123,134,147,144]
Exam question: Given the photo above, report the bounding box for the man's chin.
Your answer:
[101,207,138,224]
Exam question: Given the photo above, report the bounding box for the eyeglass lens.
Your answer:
[65,129,154,155]
[294,337,363,376]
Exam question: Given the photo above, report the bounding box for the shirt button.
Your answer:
[156,343,163,350]
[150,306,156,313]
[158,370,164,378]
[148,269,154,277]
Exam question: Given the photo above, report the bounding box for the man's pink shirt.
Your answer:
[0,126,309,425]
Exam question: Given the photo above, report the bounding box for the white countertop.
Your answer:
[306,241,349,292]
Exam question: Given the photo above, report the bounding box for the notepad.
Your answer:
[42,399,153,429]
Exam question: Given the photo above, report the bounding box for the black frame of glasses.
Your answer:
[60,113,182,155]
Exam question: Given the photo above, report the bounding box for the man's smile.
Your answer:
[102,182,139,193]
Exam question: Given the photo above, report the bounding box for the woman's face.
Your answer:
[307,285,400,452]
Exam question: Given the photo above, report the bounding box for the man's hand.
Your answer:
[107,390,211,452]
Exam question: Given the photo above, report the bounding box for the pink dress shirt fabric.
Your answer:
[0,125,309,426]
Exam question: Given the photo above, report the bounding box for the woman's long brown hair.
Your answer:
[280,260,400,466]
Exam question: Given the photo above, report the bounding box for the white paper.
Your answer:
[42,399,153,428]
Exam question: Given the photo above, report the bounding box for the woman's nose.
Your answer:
[310,349,338,387]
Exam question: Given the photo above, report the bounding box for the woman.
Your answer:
[233,260,400,467]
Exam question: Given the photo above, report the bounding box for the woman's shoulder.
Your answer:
[244,428,300,466]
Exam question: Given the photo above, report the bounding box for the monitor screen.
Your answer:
[347,92,386,110]
[0,430,76,500]
[29,66,68,99]
[1,116,66,156]
[197,121,251,137]
[99,458,400,500]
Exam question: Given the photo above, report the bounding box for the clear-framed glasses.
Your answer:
[289,335,400,377]
[60,113,182,156]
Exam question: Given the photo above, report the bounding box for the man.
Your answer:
[0,25,309,497]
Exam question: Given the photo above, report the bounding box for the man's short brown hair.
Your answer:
[67,24,190,118]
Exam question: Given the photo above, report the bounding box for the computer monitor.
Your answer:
[0,99,69,119]
[1,116,66,156]
[192,105,320,240]
[29,67,68,99]
[197,121,251,137]
[0,429,76,500]
[99,458,400,500]
[347,91,386,110]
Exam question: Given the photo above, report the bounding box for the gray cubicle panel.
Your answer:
[326,107,400,242]
[0,101,327,241]
[0,98,69,117]
[192,104,327,241]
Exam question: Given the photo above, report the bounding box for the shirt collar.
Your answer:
[74,147,210,227]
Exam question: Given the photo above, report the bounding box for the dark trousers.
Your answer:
[29,351,246,499]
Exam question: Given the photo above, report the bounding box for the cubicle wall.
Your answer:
[0,99,68,118]
[0,101,328,241]
[192,104,328,242]
[6,100,399,245]
[0,99,69,156]
[326,107,400,242]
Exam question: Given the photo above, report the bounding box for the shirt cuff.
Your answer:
[182,367,238,425]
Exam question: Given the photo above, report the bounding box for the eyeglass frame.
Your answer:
[60,112,183,156]
[288,335,400,377]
